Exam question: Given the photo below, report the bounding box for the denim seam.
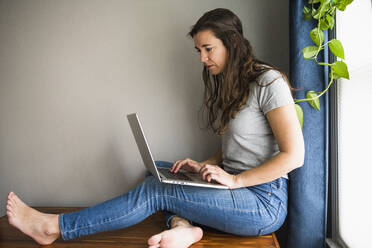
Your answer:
[63,196,158,235]
[258,201,283,236]
[179,193,269,214]
[59,214,67,240]
[280,201,287,215]
[252,186,273,207]
[63,192,268,236]
[163,192,268,214]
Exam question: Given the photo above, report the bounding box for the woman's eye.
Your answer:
[206,47,212,52]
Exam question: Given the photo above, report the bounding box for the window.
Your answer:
[328,1,372,247]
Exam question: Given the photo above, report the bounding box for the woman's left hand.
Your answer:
[199,164,237,189]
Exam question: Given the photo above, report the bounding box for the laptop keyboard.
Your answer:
[158,168,192,181]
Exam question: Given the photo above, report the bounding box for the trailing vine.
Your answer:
[295,0,353,128]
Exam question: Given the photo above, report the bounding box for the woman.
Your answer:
[6,8,304,248]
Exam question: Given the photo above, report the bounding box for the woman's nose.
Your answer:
[200,52,208,63]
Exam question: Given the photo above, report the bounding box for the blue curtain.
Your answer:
[287,0,329,247]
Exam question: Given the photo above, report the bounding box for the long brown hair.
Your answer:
[189,8,294,135]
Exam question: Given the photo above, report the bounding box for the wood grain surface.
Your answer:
[0,207,279,248]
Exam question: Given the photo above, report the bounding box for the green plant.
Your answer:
[295,0,353,128]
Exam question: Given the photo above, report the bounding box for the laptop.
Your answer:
[127,113,229,189]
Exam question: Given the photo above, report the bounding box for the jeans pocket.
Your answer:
[270,178,283,190]
[270,179,288,206]
[251,182,274,205]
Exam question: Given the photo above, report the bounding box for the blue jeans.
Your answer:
[59,161,288,240]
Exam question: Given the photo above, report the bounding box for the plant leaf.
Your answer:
[336,3,347,11]
[302,6,313,20]
[330,69,341,80]
[336,0,347,11]
[320,17,329,30]
[308,0,321,3]
[306,91,321,110]
[313,10,322,19]
[336,0,353,11]
[329,39,345,59]
[326,14,335,29]
[295,104,304,129]
[332,61,349,79]
[312,7,320,19]
[310,28,324,46]
[314,0,331,19]
[302,46,319,59]
[312,7,318,16]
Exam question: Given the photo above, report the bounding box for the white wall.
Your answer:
[0,0,289,216]
[336,0,372,247]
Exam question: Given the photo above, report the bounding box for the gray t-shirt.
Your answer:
[221,70,294,179]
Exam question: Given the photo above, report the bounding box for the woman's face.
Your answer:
[193,29,228,75]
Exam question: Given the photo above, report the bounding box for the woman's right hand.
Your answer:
[170,158,203,174]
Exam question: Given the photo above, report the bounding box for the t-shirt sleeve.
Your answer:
[257,75,295,115]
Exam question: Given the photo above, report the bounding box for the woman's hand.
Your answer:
[170,158,203,174]
[199,164,237,189]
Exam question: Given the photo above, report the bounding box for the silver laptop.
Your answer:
[127,113,228,189]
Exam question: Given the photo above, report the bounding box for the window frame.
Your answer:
[326,23,348,248]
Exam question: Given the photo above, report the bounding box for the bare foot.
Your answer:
[147,219,203,248]
[6,192,60,245]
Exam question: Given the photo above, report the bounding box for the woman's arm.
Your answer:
[233,104,305,188]
[199,104,304,189]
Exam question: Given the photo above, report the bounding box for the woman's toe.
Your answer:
[147,233,162,246]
